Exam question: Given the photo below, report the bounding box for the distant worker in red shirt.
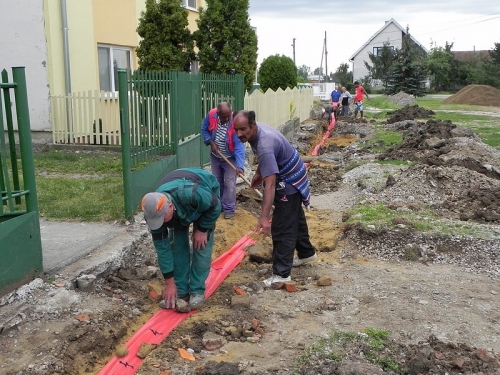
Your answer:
[353,81,369,119]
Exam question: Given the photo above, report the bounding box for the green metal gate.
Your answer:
[0,67,43,294]
[118,70,244,219]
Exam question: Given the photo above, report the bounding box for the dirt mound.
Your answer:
[386,105,435,124]
[387,91,415,106]
[442,84,500,106]
[295,331,500,375]
[308,162,342,194]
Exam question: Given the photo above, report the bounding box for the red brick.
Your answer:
[284,281,297,292]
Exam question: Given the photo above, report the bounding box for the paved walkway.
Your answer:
[40,218,135,275]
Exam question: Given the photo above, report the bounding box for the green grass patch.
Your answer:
[347,202,486,237]
[25,151,126,221]
[37,176,124,221]
[365,96,399,110]
[34,151,122,175]
[432,112,494,123]
[360,128,402,153]
[295,328,400,374]
[473,127,500,149]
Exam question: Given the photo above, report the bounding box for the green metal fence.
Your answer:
[118,70,244,219]
[0,67,43,294]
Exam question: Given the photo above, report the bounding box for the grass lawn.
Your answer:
[33,151,125,222]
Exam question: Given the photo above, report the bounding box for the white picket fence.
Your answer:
[51,91,121,145]
[50,86,314,145]
[244,87,313,129]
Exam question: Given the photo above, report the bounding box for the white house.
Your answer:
[349,18,427,85]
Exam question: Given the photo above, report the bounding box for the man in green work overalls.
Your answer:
[142,168,221,312]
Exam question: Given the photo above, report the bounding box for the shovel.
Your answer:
[215,150,264,198]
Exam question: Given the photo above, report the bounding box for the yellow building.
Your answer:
[44,0,205,96]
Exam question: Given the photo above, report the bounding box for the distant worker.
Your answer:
[201,102,245,219]
[321,103,335,124]
[353,81,369,119]
[232,110,317,288]
[330,85,342,119]
[142,168,221,312]
[340,87,352,117]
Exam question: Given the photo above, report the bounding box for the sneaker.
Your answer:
[292,253,318,267]
[224,212,235,219]
[189,294,205,309]
[263,274,291,288]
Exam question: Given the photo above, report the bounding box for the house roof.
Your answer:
[349,18,427,61]
[452,50,491,62]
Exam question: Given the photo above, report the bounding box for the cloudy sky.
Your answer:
[248,1,500,74]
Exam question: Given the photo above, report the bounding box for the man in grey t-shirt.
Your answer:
[233,110,317,288]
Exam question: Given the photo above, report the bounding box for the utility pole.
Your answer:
[324,31,328,82]
[291,38,296,64]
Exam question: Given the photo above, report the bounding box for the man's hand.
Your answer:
[192,229,208,250]
[163,278,177,309]
[209,141,219,154]
[256,216,271,236]
[251,171,263,189]
[236,168,244,176]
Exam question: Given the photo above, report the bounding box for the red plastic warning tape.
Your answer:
[97,233,257,375]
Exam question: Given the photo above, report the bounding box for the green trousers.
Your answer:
[170,227,213,297]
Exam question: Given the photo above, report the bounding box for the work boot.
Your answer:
[175,298,191,313]
[224,211,235,219]
[292,253,318,267]
[262,274,291,288]
[189,294,205,310]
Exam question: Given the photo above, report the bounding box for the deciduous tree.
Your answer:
[258,55,297,92]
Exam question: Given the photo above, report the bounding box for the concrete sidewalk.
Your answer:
[40,218,147,279]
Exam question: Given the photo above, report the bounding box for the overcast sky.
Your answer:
[248,1,500,74]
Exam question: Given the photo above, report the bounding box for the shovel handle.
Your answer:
[215,150,264,198]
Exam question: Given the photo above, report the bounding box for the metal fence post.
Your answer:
[118,69,133,220]
[170,72,179,168]
[12,67,38,214]
[1,70,21,204]
[235,75,245,112]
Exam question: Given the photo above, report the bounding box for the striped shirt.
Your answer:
[213,120,231,158]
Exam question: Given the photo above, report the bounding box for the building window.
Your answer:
[373,45,394,57]
[184,0,197,10]
[97,45,132,92]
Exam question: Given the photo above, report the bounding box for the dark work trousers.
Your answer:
[271,191,316,278]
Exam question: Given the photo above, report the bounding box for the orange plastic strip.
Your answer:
[97,233,256,375]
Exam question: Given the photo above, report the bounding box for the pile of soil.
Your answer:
[387,91,416,106]
[386,105,435,124]
[442,84,500,106]
[308,162,342,194]
[378,119,500,222]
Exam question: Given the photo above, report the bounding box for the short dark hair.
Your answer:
[354,80,359,85]
[233,110,256,125]
[217,102,232,111]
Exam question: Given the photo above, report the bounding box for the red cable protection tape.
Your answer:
[311,116,336,156]
[97,233,257,375]
[305,115,336,169]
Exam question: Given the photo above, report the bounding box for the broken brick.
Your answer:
[232,286,247,295]
[284,281,297,292]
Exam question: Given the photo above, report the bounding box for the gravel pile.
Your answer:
[345,225,500,280]
[387,91,415,106]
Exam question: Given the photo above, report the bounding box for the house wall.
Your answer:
[352,22,403,82]
[0,0,50,131]
[44,0,97,96]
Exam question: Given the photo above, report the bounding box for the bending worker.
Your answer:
[141,168,221,311]
[201,102,245,219]
[232,110,317,288]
